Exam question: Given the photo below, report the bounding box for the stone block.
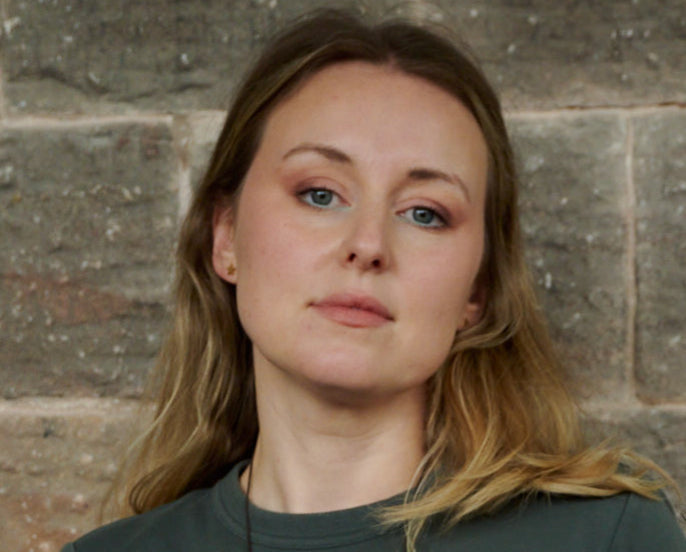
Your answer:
[0,399,144,552]
[510,114,629,400]
[7,1,681,113]
[0,0,401,115]
[0,122,178,397]
[424,0,686,109]
[633,111,686,403]
[582,406,686,526]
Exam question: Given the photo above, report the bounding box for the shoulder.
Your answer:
[604,492,686,552]
[431,492,685,552]
[62,485,233,552]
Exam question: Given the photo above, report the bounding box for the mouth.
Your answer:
[311,293,394,328]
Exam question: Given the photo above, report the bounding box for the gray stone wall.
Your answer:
[1,1,684,549]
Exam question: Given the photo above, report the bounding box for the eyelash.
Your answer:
[398,206,448,229]
[296,186,449,229]
[297,187,342,209]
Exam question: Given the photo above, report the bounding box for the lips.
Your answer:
[311,293,393,328]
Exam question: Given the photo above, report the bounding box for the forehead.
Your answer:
[267,60,479,130]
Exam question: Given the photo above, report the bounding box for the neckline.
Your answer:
[213,460,406,548]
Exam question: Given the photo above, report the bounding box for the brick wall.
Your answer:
[1,1,684,550]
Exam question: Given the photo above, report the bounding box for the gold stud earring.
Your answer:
[226,264,236,277]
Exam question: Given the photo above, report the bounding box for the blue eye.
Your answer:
[299,188,336,207]
[401,206,446,228]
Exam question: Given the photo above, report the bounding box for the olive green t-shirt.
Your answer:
[62,461,686,552]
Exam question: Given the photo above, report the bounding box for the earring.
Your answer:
[226,264,236,277]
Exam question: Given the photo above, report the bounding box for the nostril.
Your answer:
[345,251,384,269]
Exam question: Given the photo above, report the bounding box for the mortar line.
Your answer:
[5,395,681,417]
[0,62,6,122]
[178,164,192,220]
[2,106,683,128]
[0,0,10,120]
[624,115,639,401]
[507,103,686,120]
[171,114,193,221]
[0,397,151,416]
[579,401,686,414]
[0,113,175,129]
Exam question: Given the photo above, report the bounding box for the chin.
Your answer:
[297,361,428,407]
[305,378,409,408]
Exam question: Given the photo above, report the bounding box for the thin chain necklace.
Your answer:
[244,462,254,552]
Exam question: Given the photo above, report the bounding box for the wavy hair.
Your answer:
[107,8,672,550]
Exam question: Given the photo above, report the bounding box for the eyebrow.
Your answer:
[283,143,352,163]
[283,142,471,202]
[406,167,471,203]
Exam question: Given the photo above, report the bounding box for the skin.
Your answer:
[212,62,489,513]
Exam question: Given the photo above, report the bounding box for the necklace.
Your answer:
[244,462,254,552]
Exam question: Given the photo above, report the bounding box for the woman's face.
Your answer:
[213,62,488,402]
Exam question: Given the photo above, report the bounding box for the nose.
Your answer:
[340,208,391,272]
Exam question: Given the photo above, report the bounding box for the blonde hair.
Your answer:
[106,8,674,549]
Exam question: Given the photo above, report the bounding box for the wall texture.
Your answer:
[1,1,685,550]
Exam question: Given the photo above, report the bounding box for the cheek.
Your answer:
[404,235,484,333]
[401,262,476,378]
[411,250,479,308]
[233,206,318,328]
[238,218,317,279]
[235,191,299,272]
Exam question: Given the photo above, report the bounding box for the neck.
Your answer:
[242,364,427,514]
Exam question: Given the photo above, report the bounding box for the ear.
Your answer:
[461,281,486,330]
[212,204,238,284]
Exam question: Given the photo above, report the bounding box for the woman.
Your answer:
[62,9,685,552]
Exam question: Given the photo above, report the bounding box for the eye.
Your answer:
[399,206,447,228]
[298,187,340,208]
